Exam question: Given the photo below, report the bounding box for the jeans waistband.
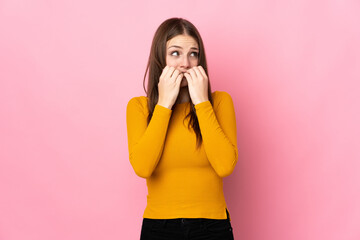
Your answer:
[143,208,231,224]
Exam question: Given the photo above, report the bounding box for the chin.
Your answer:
[181,78,188,87]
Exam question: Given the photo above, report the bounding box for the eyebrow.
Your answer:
[168,45,199,50]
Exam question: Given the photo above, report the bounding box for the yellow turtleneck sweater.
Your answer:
[126,90,238,220]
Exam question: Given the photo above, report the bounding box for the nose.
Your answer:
[180,56,190,69]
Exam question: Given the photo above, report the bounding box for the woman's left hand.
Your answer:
[184,66,209,105]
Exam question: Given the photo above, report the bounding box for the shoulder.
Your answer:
[212,90,233,100]
[126,96,148,114]
[127,95,147,106]
[211,91,234,109]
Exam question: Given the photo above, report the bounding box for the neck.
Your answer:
[175,86,190,104]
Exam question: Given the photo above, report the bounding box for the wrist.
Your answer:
[157,101,172,110]
[194,99,209,105]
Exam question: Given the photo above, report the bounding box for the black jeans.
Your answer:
[140,208,234,240]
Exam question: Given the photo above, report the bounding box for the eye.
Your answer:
[190,52,199,57]
[170,51,179,56]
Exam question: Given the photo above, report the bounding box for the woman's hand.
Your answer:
[184,66,209,105]
[157,66,183,109]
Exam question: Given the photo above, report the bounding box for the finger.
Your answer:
[160,66,170,80]
[165,66,176,79]
[162,65,169,74]
[184,72,192,83]
[170,69,180,80]
[175,73,184,85]
[187,68,197,81]
[193,67,203,79]
[198,66,207,78]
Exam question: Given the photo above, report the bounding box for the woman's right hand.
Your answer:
[157,66,183,109]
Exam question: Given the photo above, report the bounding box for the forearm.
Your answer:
[195,100,238,177]
[127,104,172,178]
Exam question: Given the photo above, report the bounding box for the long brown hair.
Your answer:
[143,17,213,150]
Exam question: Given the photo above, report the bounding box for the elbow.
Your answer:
[131,159,153,178]
[216,164,236,178]
[215,151,238,178]
[129,155,153,179]
[133,167,152,179]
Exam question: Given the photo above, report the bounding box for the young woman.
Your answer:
[126,17,238,240]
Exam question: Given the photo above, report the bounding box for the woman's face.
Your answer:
[165,34,199,87]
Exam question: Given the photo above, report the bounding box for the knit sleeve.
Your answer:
[194,91,239,177]
[126,97,172,178]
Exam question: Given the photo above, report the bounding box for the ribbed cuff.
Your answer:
[194,100,211,110]
[154,104,172,117]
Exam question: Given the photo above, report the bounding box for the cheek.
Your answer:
[165,56,177,67]
[190,59,199,67]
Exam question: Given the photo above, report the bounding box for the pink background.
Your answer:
[1,0,360,239]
